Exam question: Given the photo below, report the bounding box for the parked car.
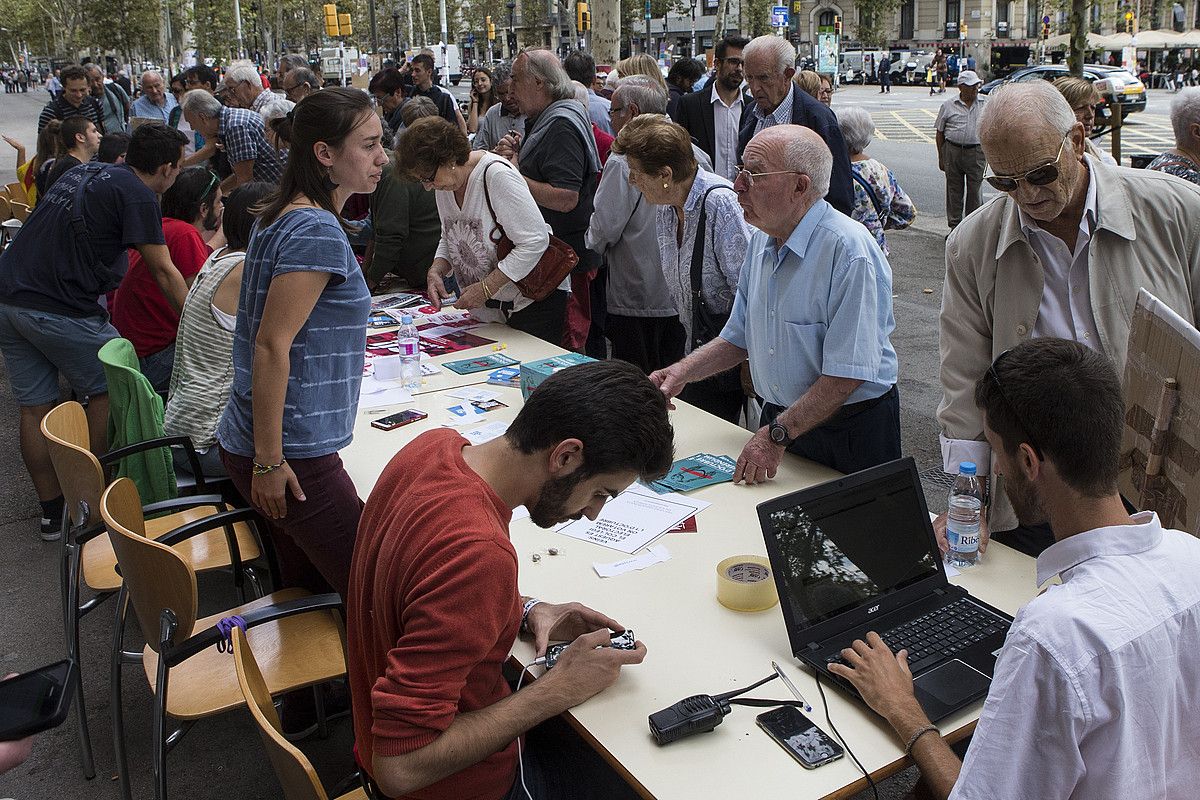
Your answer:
[979,64,1146,117]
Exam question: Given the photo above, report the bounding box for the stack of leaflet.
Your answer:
[647,453,737,494]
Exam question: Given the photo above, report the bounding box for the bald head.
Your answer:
[141,70,167,106]
[979,81,1076,144]
[737,125,831,237]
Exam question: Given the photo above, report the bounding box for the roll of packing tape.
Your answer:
[716,555,778,612]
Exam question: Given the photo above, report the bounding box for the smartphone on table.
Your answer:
[0,659,77,741]
[370,409,428,431]
[755,706,844,769]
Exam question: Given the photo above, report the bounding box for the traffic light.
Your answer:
[324,4,340,38]
[338,13,353,36]
[577,2,589,32]
[487,16,496,40]
[834,15,841,36]
[1042,14,1050,40]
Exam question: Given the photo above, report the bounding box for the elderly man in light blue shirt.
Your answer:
[130,70,177,124]
[650,124,900,482]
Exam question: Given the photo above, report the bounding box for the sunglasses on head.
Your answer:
[984,133,1071,192]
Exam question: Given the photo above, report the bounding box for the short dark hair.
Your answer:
[161,166,218,222]
[124,123,188,173]
[288,66,321,90]
[715,35,751,61]
[184,64,219,90]
[667,58,705,88]
[59,116,94,151]
[505,360,675,482]
[563,50,596,85]
[170,73,186,88]
[974,338,1124,498]
[411,53,435,73]
[221,181,273,251]
[394,115,470,180]
[368,68,405,96]
[97,132,130,163]
[60,65,88,84]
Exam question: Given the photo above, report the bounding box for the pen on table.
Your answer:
[771,660,813,712]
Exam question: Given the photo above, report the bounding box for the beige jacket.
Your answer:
[938,160,1200,532]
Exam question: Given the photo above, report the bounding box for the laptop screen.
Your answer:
[764,466,940,630]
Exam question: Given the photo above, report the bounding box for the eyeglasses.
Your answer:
[987,350,1044,461]
[419,171,437,186]
[733,167,802,189]
[984,133,1070,192]
[608,104,625,116]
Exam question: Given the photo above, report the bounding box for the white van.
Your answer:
[432,43,463,86]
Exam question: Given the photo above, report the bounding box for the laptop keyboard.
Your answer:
[825,598,1010,675]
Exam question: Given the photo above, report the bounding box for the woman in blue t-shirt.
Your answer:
[216,88,388,598]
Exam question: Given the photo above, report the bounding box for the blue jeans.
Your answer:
[138,341,177,395]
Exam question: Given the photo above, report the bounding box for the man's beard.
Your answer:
[719,73,741,92]
[1004,468,1047,527]
[201,205,220,232]
[527,472,585,529]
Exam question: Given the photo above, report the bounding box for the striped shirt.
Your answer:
[37,95,104,134]
[218,106,285,183]
[163,248,244,451]
[215,208,370,460]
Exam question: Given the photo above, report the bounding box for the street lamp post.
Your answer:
[393,11,401,59]
[234,0,246,60]
[506,0,516,59]
[689,0,697,58]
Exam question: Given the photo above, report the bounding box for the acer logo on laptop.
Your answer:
[867,604,881,614]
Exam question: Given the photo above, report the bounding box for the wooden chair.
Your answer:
[40,402,264,780]
[0,195,10,222]
[5,181,26,204]
[232,628,367,800]
[101,478,347,800]
[10,201,30,222]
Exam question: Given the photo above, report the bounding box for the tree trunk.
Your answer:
[592,0,620,63]
[715,0,728,38]
[1067,0,1087,77]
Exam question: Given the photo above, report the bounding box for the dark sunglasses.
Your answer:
[987,350,1044,461]
[984,134,1069,192]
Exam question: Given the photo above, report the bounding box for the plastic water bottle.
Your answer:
[946,462,983,569]
[397,314,421,391]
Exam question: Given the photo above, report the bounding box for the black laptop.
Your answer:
[758,457,1014,723]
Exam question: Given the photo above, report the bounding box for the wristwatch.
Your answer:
[768,421,795,447]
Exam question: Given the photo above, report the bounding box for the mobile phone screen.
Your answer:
[371,409,428,430]
[756,706,844,769]
[0,660,75,741]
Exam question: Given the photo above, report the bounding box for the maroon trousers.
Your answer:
[220,448,362,598]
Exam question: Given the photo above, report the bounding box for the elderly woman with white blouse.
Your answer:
[612,114,749,422]
[397,115,568,344]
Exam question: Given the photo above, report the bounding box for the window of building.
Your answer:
[945,0,960,37]
[1091,3,1103,31]
[703,0,717,18]
[818,9,837,28]
[996,1,1010,38]
[900,0,915,39]
[1027,0,1039,38]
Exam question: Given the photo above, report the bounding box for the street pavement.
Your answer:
[0,80,1181,799]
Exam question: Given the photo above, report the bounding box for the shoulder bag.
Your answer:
[480,160,578,302]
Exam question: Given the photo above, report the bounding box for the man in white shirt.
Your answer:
[672,35,751,181]
[937,80,1200,557]
[833,337,1200,800]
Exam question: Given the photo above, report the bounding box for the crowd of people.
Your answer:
[2,36,1200,800]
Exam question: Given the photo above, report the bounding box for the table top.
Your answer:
[339,324,1039,800]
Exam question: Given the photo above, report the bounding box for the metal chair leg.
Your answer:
[111,588,133,800]
[153,609,177,800]
[314,683,329,739]
[67,570,95,779]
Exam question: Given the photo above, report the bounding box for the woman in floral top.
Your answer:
[396,116,568,344]
[836,106,916,255]
[613,114,749,423]
[1148,88,1200,187]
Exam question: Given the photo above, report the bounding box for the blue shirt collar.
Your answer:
[768,199,830,266]
[1035,511,1163,587]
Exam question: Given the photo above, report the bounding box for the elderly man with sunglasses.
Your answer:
[651,124,899,482]
[937,80,1200,558]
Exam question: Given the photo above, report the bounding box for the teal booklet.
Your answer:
[648,453,737,494]
[444,353,520,375]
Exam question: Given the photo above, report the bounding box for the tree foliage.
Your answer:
[852,0,903,48]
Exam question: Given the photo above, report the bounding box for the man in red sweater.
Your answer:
[348,360,675,800]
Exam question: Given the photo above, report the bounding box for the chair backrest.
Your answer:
[0,195,10,221]
[4,182,26,203]
[10,202,29,222]
[40,402,106,530]
[231,628,330,800]
[100,478,198,650]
